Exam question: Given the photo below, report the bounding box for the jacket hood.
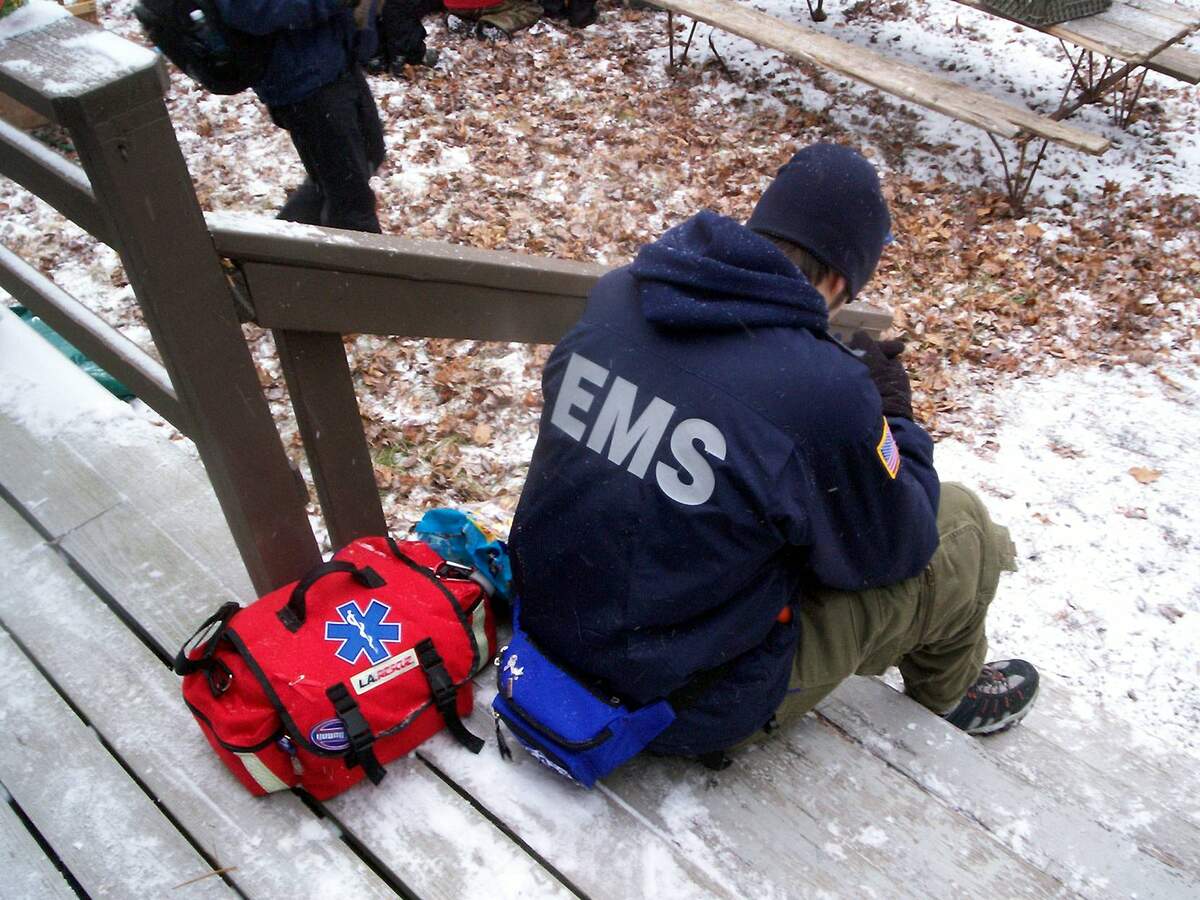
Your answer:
[630,210,829,333]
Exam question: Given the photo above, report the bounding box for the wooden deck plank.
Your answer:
[989,679,1200,830]
[0,410,121,537]
[817,677,1198,897]
[0,629,236,899]
[0,430,581,897]
[655,0,1109,152]
[0,500,398,900]
[0,797,77,900]
[415,684,1067,899]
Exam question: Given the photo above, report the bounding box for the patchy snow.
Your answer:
[934,361,1200,757]
[0,0,1198,832]
[0,0,67,42]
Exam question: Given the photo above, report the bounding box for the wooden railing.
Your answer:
[1,14,888,596]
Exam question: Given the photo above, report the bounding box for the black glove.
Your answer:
[848,330,913,420]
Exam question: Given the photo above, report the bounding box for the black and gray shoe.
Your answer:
[942,659,1039,736]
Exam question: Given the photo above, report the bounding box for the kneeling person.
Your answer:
[508,144,1037,769]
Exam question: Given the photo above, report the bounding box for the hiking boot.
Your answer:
[568,0,598,26]
[392,48,439,74]
[942,659,1039,736]
[365,52,389,75]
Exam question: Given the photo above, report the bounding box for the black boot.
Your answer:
[568,0,597,26]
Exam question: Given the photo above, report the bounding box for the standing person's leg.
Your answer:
[383,0,443,67]
[271,69,383,234]
[269,106,325,226]
[763,483,1017,738]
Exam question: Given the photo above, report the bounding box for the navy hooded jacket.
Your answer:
[212,0,368,108]
[509,211,941,756]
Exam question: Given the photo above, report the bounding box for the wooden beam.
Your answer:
[0,250,187,431]
[207,212,606,296]
[654,0,1110,153]
[274,328,389,546]
[48,27,321,594]
[242,261,588,344]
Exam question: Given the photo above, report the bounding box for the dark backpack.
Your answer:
[134,0,275,95]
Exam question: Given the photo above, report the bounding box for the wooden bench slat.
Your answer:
[0,628,237,899]
[1120,0,1200,28]
[0,798,77,900]
[818,677,1198,896]
[1090,2,1194,46]
[954,0,1198,70]
[655,0,1109,153]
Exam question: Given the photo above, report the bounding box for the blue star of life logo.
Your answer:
[324,599,401,666]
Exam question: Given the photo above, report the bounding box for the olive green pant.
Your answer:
[761,483,1017,739]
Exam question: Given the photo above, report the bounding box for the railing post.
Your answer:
[41,37,320,592]
[273,329,388,546]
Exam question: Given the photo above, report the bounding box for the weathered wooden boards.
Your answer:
[952,0,1200,81]
[653,0,1110,153]
[5,306,1200,898]
[0,315,574,899]
[818,677,1200,898]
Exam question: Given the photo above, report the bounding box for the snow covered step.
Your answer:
[418,685,1065,899]
[0,500,397,899]
[0,317,579,899]
[0,628,235,899]
[0,797,75,900]
[817,677,1199,897]
[988,678,1200,831]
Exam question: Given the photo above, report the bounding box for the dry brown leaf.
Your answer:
[1129,467,1162,485]
[473,423,494,445]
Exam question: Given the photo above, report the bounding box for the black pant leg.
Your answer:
[383,0,445,62]
[353,66,386,174]
[269,69,382,234]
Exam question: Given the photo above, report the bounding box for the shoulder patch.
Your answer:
[876,418,901,479]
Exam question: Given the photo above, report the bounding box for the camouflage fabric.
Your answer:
[475,0,542,34]
[1,0,29,20]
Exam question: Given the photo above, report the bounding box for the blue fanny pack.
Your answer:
[491,607,675,788]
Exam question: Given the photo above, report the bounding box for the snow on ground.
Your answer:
[0,0,1198,761]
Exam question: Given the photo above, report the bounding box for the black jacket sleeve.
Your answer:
[776,363,940,591]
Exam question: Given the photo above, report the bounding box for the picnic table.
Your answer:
[651,0,1110,206]
[952,0,1200,124]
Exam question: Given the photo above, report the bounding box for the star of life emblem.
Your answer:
[324,598,401,666]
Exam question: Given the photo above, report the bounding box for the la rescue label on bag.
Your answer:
[177,536,497,800]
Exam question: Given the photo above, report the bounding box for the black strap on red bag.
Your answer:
[416,638,485,754]
[174,601,240,697]
[277,561,386,632]
[325,683,387,785]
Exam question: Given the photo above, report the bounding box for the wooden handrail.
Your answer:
[0,118,111,245]
[0,244,187,430]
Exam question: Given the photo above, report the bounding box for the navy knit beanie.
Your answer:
[747,144,891,299]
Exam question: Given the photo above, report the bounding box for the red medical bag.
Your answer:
[176,536,496,800]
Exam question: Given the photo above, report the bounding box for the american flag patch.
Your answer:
[876,419,900,479]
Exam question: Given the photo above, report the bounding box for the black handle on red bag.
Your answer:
[174,601,240,676]
[277,561,386,632]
